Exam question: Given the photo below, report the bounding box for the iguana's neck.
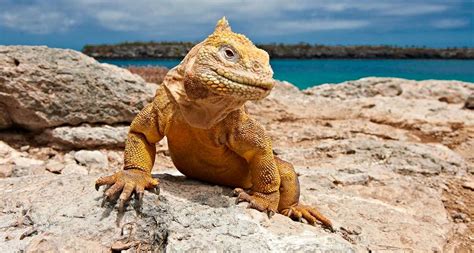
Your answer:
[163,67,245,129]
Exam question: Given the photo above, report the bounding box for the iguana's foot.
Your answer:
[280,204,333,231]
[95,169,159,212]
[233,188,279,217]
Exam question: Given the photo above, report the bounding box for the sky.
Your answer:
[0,0,473,50]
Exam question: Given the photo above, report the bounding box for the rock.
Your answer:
[304,77,473,103]
[0,104,11,129]
[0,46,156,130]
[462,180,474,191]
[465,93,474,109]
[332,172,369,186]
[20,145,30,152]
[400,79,472,103]
[0,175,356,252]
[62,164,88,175]
[452,212,470,223]
[246,77,473,250]
[12,157,45,177]
[0,141,20,163]
[0,164,13,178]
[0,141,24,178]
[37,125,129,149]
[74,150,108,170]
[303,78,403,99]
[25,236,60,253]
[45,160,65,174]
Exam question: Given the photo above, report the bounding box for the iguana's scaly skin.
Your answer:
[96,18,332,229]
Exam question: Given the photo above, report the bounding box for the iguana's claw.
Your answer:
[95,169,159,213]
[148,185,160,195]
[233,188,279,217]
[280,204,334,231]
[95,174,116,191]
[134,191,144,213]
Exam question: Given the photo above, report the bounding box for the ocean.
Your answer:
[101,59,474,89]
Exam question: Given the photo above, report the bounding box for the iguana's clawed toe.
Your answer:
[267,210,276,218]
[95,174,116,191]
[281,205,334,231]
[95,169,160,213]
[234,188,279,215]
[134,191,144,213]
[148,185,160,195]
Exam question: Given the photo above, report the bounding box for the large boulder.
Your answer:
[0,137,469,251]
[0,174,356,252]
[36,124,129,149]
[0,46,156,130]
[304,77,473,103]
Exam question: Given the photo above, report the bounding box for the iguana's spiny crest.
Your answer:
[189,17,275,100]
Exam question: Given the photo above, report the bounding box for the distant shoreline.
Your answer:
[83,42,474,60]
[99,60,474,89]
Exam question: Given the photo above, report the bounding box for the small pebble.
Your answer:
[462,181,474,191]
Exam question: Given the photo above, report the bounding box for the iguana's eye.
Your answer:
[219,46,238,62]
[225,49,234,58]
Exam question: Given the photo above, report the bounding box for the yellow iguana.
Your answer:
[96,17,332,230]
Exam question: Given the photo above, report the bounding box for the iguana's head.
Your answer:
[182,17,275,101]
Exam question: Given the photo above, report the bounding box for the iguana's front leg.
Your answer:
[95,101,165,212]
[227,115,280,216]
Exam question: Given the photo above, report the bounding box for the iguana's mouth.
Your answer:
[213,68,274,91]
[199,68,274,99]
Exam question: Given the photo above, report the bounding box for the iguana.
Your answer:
[96,17,333,230]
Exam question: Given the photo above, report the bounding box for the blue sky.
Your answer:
[0,0,473,50]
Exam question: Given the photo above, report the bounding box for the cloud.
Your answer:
[0,0,466,37]
[432,18,469,29]
[317,2,448,16]
[267,19,369,35]
[380,4,447,16]
[0,6,76,34]
[94,10,139,31]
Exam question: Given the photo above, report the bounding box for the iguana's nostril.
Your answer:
[252,61,262,71]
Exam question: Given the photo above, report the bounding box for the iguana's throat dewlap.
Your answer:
[165,79,245,129]
[163,65,246,129]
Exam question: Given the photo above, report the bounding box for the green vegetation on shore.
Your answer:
[83,41,474,59]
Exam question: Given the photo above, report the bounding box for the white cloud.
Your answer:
[0,0,458,36]
[70,0,374,34]
[94,10,139,31]
[263,0,449,16]
[432,18,469,29]
[0,6,76,34]
[309,1,448,16]
[269,19,369,34]
[381,4,447,16]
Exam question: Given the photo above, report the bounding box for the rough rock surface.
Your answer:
[0,174,356,252]
[466,93,474,109]
[74,150,109,170]
[0,52,473,252]
[304,77,473,103]
[36,124,129,149]
[0,46,156,130]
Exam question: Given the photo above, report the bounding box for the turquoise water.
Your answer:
[101,59,474,89]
